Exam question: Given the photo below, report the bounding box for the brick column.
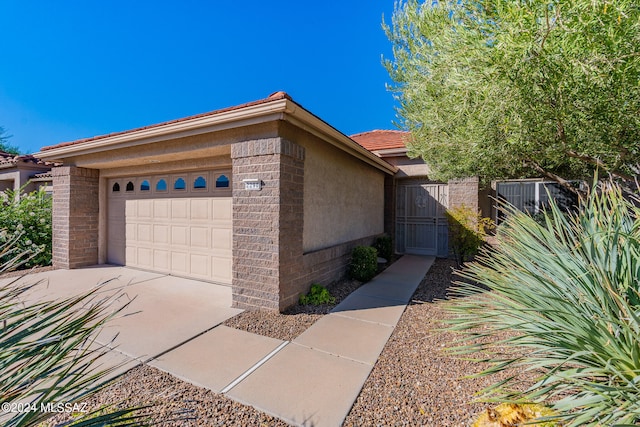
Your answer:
[52,166,100,269]
[231,138,305,311]
[448,176,479,210]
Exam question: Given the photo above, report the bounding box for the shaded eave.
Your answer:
[36,97,397,175]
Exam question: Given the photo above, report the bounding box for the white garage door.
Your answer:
[107,172,232,284]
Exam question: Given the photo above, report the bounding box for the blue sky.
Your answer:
[1,1,400,154]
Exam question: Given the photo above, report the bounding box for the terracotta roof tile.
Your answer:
[41,91,292,152]
[350,130,410,152]
[0,152,53,166]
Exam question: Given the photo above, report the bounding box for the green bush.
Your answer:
[299,283,336,305]
[348,245,378,282]
[445,182,640,426]
[445,205,494,266]
[373,234,393,261]
[0,187,52,268]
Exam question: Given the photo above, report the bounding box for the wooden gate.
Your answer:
[396,183,448,257]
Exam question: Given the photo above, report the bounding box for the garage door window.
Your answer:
[194,176,207,189]
[156,179,167,192]
[174,178,186,191]
[126,182,134,192]
[112,182,120,192]
[140,180,150,191]
[215,175,229,188]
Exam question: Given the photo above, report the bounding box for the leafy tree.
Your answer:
[0,127,21,155]
[384,0,640,192]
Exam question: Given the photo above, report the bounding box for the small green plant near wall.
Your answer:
[445,205,494,267]
[0,187,52,268]
[373,234,393,261]
[299,283,335,305]
[348,245,378,282]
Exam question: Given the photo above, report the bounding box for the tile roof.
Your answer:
[41,91,293,152]
[0,151,53,167]
[350,130,410,152]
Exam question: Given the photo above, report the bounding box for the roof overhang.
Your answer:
[36,98,397,175]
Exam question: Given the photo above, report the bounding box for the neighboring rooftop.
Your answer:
[0,151,53,167]
[41,91,294,152]
[350,130,409,152]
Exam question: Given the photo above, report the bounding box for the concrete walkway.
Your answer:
[150,255,434,427]
[222,255,434,426]
[3,255,434,427]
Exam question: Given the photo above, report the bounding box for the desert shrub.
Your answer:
[446,182,640,426]
[299,283,335,305]
[373,234,393,261]
[0,237,148,426]
[348,246,377,282]
[445,205,494,266]
[0,187,52,268]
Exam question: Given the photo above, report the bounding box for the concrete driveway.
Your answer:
[1,265,242,377]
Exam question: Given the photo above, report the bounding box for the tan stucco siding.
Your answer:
[301,136,385,253]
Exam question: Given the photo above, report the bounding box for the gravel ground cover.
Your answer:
[344,258,526,426]
[222,276,363,341]
[44,258,528,426]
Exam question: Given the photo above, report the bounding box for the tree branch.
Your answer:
[525,159,584,197]
[564,150,635,182]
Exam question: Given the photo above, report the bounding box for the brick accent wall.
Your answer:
[300,235,377,293]
[448,177,479,210]
[52,166,100,269]
[231,138,305,311]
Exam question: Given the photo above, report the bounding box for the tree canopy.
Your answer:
[384,0,640,190]
[0,127,20,155]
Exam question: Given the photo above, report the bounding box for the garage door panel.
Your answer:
[137,200,153,218]
[190,227,209,248]
[212,199,231,220]
[153,250,170,270]
[171,200,188,219]
[125,201,137,217]
[153,200,170,218]
[171,252,188,274]
[190,254,209,276]
[212,229,232,250]
[138,224,153,243]
[137,247,153,267]
[171,226,189,246]
[212,256,232,282]
[153,225,170,244]
[110,190,232,285]
[125,246,136,265]
[190,199,210,220]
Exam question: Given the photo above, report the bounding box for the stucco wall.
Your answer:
[299,134,385,253]
[382,155,431,178]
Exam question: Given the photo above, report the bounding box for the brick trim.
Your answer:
[231,138,305,161]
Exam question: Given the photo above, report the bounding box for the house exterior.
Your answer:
[37,93,486,311]
[351,130,480,258]
[0,151,54,196]
[37,92,399,311]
